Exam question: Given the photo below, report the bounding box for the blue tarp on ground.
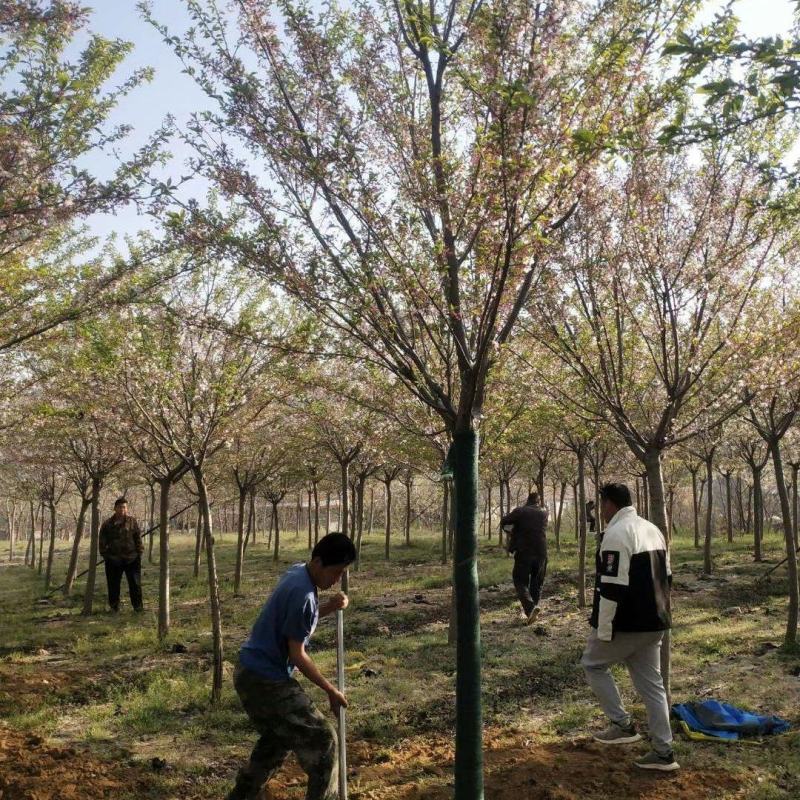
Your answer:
[672,700,790,742]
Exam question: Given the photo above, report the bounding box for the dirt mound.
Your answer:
[0,726,152,800]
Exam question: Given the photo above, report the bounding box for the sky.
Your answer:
[77,0,799,246]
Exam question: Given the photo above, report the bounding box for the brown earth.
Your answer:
[0,725,154,800]
[231,728,748,800]
[0,721,750,800]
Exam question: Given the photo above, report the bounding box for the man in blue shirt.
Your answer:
[227,533,356,800]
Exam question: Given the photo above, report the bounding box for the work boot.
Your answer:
[225,777,253,800]
[592,721,641,744]
[526,606,541,625]
[634,750,680,771]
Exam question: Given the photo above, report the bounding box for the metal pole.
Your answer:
[336,606,348,800]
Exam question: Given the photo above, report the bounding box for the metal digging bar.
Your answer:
[336,568,349,800]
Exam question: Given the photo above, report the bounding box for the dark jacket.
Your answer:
[99,514,143,562]
[501,503,548,559]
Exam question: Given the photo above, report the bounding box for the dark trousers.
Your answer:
[104,556,143,610]
[228,666,337,800]
[512,551,547,615]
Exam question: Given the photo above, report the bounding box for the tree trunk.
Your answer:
[234,488,247,595]
[691,470,700,549]
[667,488,675,544]
[195,469,224,704]
[37,500,44,574]
[642,448,670,702]
[340,463,349,539]
[725,472,734,543]
[367,487,375,536]
[6,500,15,561]
[350,483,357,539]
[44,501,57,590]
[326,491,331,535]
[792,464,799,553]
[752,466,763,562]
[305,488,311,550]
[147,483,156,564]
[25,499,34,567]
[735,474,746,535]
[295,493,301,538]
[384,481,392,561]
[769,443,799,647]
[81,477,103,615]
[487,484,492,541]
[313,481,320,546]
[441,480,449,565]
[592,463,601,531]
[355,477,366,569]
[272,502,281,562]
[404,480,412,546]
[157,477,172,640]
[573,481,579,541]
[577,451,587,608]
[449,482,457,556]
[704,456,714,575]
[643,450,668,536]
[555,482,566,552]
[193,505,203,578]
[642,475,650,521]
[450,430,483,799]
[64,497,92,597]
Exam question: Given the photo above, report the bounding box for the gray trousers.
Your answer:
[581,628,673,755]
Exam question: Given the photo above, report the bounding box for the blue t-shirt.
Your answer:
[239,563,319,680]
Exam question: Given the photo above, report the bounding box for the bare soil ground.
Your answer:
[1,531,798,799]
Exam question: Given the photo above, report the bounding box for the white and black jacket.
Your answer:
[589,506,672,641]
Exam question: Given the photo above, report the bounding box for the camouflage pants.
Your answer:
[227,665,338,800]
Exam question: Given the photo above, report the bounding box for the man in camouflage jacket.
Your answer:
[99,497,144,612]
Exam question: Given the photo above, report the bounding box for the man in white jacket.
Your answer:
[581,482,678,772]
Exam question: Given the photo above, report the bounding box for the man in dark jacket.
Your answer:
[501,492,548,624]
[99,497,144,612]
[581,482,677,772]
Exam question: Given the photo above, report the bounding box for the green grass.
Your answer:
[1,524,799,798]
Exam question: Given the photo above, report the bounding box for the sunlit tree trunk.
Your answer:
[44,500,57,590]
[770,443,799,647]
[704,454,715,575]
[82,476,103,615]
[157,477,173,640]
[194,468,224,703]
[234,487,247,595]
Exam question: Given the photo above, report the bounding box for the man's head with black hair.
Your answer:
[308,532,356,589]
[599,482,632,524]
[113,497,128,518]
[526,492,539,506]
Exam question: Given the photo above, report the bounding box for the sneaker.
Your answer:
[592,722,642,744]
[526,606,541,625]
[634,750,680,771]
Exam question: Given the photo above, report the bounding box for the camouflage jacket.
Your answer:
[99,515,143,562]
